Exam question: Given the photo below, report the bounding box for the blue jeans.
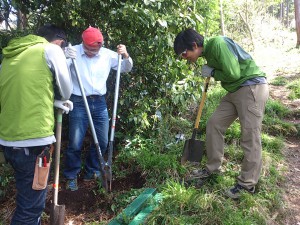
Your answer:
[63,94,109,179]
[3,146,49,225]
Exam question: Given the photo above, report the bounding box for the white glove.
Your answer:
[201,65,215,77]
[54,100,73,114]
[64,46,77,59]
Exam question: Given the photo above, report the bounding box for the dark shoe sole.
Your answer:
[224,185,255,200]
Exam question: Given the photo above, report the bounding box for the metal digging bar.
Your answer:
[71,57,108,191]
[107,54,122,191]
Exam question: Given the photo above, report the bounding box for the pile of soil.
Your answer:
[43,170,146,224]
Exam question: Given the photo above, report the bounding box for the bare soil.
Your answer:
[43,170,146,224]
[281,136,300,225]
[0,167,146,225]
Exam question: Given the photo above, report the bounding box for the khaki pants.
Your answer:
[205,84,269,189]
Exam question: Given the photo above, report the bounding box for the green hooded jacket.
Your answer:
[0,34,55,141]
[202,36,266,92]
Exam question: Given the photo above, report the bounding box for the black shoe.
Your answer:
[184,176,210,189]
[190,168,212,179]
[225,184,255,200]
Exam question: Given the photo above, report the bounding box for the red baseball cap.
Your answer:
[82,27,103,46]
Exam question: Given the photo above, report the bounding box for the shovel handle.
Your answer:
[53,108,63,205]
[194,77,210,129]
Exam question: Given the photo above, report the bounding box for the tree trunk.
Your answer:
[280,1,284,24]
[219,0,225,36]
[239,12,255,50]
[17,9,27,30]
[295,0,300,47]
[286,0,290,27]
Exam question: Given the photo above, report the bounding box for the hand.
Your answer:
[54,100,73,114]
[201,65,214,77]
[64,46,77,59]
[117,44,129,59]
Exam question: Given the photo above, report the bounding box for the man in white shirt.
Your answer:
[63,26,133,191]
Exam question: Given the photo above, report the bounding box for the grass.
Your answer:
[269,75,300,100]
[287,78,300,100]
[140,133,286,224]
[263,98,298,136]
[110,81,290,225]
[269,76,288,86]
[265,99,290,118]
[0,79,293,225]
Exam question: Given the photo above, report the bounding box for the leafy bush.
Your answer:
[115,135,186,186]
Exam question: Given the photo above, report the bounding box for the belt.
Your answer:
[72,94,104,99]
[4,145,50,156]
[86,95,103,99]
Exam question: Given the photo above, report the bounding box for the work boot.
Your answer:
[191,168,212,179]
[225,184,255,200]
[66,178,78,191]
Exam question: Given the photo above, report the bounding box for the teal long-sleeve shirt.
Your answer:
[202,36,266,92]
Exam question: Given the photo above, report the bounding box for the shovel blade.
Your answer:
[181,139,204,164]
[50,204,65,225]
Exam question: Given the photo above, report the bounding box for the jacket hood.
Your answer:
[2,34,48,58]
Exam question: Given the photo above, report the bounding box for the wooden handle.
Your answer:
[194,77,210,129]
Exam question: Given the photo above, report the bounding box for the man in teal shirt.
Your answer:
[174,28,269,199]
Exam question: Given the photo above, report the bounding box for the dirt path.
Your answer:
[262,39,300,224]
[269,83,300,224]
[282,136,300,225]
[270,81,300,224]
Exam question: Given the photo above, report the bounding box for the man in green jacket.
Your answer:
[0,24,73,225]
[174,28,269,199]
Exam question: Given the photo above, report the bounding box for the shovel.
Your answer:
[50,108,65,225]
[107,54,122,191]
[71,57,108,191]
[181,77,210,165]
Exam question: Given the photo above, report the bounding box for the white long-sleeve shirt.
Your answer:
[69,44,133,96]
[46,44,73,100]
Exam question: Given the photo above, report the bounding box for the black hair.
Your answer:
[36,24,67,43]
[174,28,204,55]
